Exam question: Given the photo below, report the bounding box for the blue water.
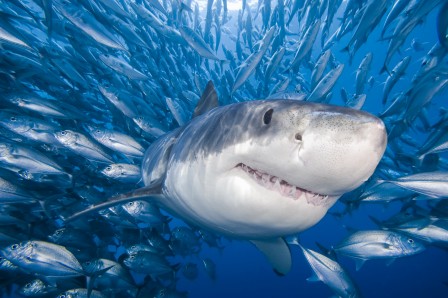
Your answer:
[177,4,448,298]
[0,0,447,297]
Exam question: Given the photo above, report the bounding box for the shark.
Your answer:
[66,81,387,275]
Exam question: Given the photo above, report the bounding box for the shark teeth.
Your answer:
[236,163,328,202]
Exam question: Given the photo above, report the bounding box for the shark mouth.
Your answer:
[236,163,335,206]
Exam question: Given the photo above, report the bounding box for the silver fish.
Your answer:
[379,171,448,198]
[232,26,276,93]
[0,142,65,175]
[54,130,113,163]
[123,251,174,277]
[307,64,344,102]
[334,230,425,270]
[53,0,126,51]
[99,54,149,80]
[298,244,360,298]
[382,56,411,105]
[100,163,141,183]
[85,125,144,158]
[392,218,448,245]
[355,52,372,96]
[180,26,221,60]
[1,241,83,277]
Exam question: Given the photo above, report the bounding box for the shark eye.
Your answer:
[263,109,274,125]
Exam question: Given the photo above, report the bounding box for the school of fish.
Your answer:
[0,0,447,297]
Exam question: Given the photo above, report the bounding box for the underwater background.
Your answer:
[0,0,447,297]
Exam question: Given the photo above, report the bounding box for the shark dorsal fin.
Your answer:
[251,238,292,276]
[193,80,219,118]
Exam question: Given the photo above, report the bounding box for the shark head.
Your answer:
[162,100,387,239]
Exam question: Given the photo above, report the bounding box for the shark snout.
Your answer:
[295,110,387,195]
[360,116,388,154]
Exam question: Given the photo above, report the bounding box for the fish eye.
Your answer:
[25,283,31,288]
[10,117,16,121]
[60,131,66,135]
[407,239,414,244]
[295,133,302,141]
[55,229,63,235]
[11,244,18,250]
[105,166,111,171]
[263,108,274,125]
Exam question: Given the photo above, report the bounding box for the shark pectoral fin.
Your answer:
[250,238,292,276]
[63,183,164,223]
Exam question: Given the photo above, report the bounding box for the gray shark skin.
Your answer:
[67,83,387,275]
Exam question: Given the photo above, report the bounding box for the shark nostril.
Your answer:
[295,133,302,141]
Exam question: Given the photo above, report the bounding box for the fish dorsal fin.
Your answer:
[385,258,396,267]
[193,80,218,118]
[306,274,321,283]
[355,258,367,271]
[250,238,292,276]
[63,183,164,223]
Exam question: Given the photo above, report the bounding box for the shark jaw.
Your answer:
[161,151,342,241]
[236,163,338,207]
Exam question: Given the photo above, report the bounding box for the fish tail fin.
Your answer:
[315,242,336,260]
[286,234,300,246]
[380,64,391,75]
[382,93,388,105]
[84,264,114,298]
[368,215,385,228]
